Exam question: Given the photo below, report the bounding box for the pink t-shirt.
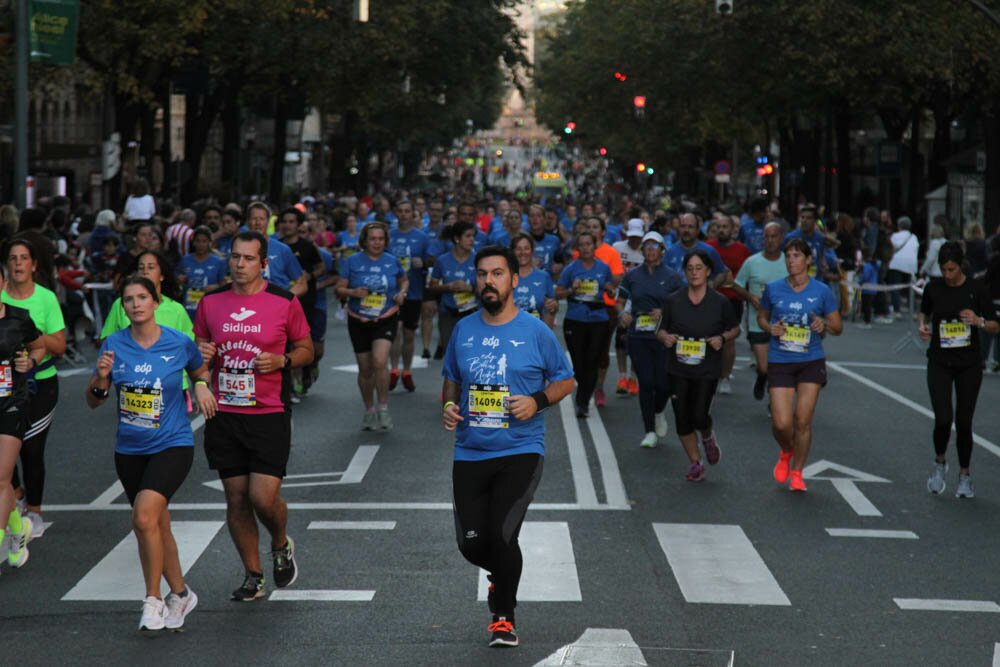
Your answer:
[193,283,310,414]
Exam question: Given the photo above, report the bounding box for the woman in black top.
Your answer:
[918,242,999,498]
[657,250,740,482]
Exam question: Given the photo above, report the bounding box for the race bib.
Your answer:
[576,279,599,301]
[0,362,12,398]
[186,288,205,308]
[468,383,510,429]
[455,291,477,312]
[635,314,659,333]
[939,320,971,349]
[361,293,387,318]
[119,384,162,429]
[676,338,707,365]
[218,367,256,407]
[400,256,411,272]
[528,310,542,319]
[779,324,811,353]
[808,264,817,277]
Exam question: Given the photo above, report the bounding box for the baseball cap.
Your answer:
[626,218,645,238]
[642,231,665,247]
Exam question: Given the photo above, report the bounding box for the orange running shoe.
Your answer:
[615,377,629,395]
[773,451,793,484]
[389,368,399,391]
[789,470,807,492]
[627,378,639,395]
[402,371,415,392]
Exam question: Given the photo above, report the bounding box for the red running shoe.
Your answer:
[594,389,606,407]
[789,470,807,492]
[389,369,399,391]
[402,371,415,392]
[627,378,639,395]
[773,451,793,484]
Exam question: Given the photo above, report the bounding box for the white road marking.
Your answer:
[478,522,581,603]
[829,479,883,517]
[825,528,918,539]
[269,590,375,602]
[44,501,623,512]
[534,628,649,666]
[802,459,890,518]
[202,445,379,491]
[654,523,791,606]
[308,521,396,530]
[89,480,124,506]
[332,358,428,373]
[57,367,92,377]
[62,521,224,600]
[586,400,630,509]
[894,598,1000,613]
[559,396,599,508]
[801,460,890,483]
[835,361,925,370]
[828,361,1000,460]
[993,643,1000,667]
[191,414,205,432]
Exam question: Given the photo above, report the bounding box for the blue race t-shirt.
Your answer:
[337,230,360,259]
[617,263,685,338]
[443,310,574,461]
[177,253,228,316]
[558,258,613,322]
[264,237,304,290]
[316,247,334,312]
[432,251,478,313]
[388,227,430,301]
[513,268,556,319]
[100,326,203,455]
[663,241,727,281]
[341,251,405,320]
[739,219,766,254]
[529,233,564,275]
[759,277,838,363]
[785,229,830,281]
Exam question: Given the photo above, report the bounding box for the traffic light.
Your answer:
[756,163,774,176]
[636,163,646,172]
[598,147,607,156]
[715,0,733,15]
[633,96,646,109]
[646,166,655,175]
[614,71,627,82]
[755,154,769,165]
[564,121,576,135]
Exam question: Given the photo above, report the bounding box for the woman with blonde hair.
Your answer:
[921,224,946,279]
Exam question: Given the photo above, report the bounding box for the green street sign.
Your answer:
[29,0,79,66]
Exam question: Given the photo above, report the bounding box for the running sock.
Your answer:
[8,508,23,534]
[366,406,376,414]
[377,402,388,411]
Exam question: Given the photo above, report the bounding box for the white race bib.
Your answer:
[218,367,256,407]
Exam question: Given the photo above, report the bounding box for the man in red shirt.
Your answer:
[707,215,751,394]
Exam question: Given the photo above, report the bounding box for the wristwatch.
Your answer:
[283,353,293,368]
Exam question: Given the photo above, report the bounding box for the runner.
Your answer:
[732,223,788,401]
[511,233,557,328]
[616,231,684,447]
[101,250,192,341]
[757,238,843,492]
[305,217,337,389]
[557,231,615,418]
[663,213,730,286]
[421,199,446,358]
[388,200,431,392]
[2,238,66,538]
[0,262,45,570]
[88,276,216,631]
[579,217,624,407]
[177,226,228,321]
[246,202,308,299]
[707,215,751,395]
[441,245,574,648]
[335,222,407,430]
[194,230,314,601]
[428,221,480,354]
[917,241,999,498]
[612,219,647,396]
[657,250,740,480]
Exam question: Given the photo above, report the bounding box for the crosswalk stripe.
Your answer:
[894,598,1000,613]
[270,590,375,602]
[62,521,224,601]
[653,523,791,606]
[478,521,582,603]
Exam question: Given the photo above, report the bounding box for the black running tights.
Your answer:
[927,359,982,469]
[564,319,606,410]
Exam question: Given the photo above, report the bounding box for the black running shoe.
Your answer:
[421,348,431,359]
[488,615,518,648]
[231,571,266,602]
[433,345,444,360]
[272,537,298,588]
[753,374,767,401]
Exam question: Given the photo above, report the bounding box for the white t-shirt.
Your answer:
[889,230,918,275]
[613,240,644,273]
[124,194,156,221]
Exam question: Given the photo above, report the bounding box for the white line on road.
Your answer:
[89,480,124,506]
[654,523,791,606]
[191,414,205,432]
[993,643,1000,667]
[828,362,1000,460]
[586,400,630,509]
[825,528,918,539]
[534,628,649,666]
[478,522,581,602]
[57,367,92,378]
[835,361,925,370]
[269,590,375,602]
[308,521,396,530]
[43,501,625,512]
[894,598,1000,613]
[830,479,883,517]
[559,396,599,508]
[337,445,379,484]
[62,521,224,601]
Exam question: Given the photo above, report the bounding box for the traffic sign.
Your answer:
[713,160,731,175]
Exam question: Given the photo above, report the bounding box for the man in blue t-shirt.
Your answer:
[784,205,838,283]
[739,197,769,254]
[442,246,574,649]
[663,213,730,287]
[246,202,306,296]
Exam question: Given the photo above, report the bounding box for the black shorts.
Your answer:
[768,359,828,388]
[728,299,744,322]
[615,324,628,350]
[0,406,27,440]
[423,292,442,304]
[115,446,194,505]
[747,331,771,346]
[348,314,399,353]
[310,309,328,342]
[399,299,421,331]
[204,410,292,479]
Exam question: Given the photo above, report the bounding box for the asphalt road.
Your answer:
[1,309,998,666]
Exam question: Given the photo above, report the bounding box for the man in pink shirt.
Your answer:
[194,230,314,601]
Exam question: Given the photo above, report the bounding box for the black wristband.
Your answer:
[531,390,550,412]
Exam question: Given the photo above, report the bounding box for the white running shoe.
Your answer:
[654,411,668,438]
[926,461,947,495]
[955,474,975,499]
[25,511,44,539]
[139,596,166,631]
[164,586,198,629]
[7,516,32,568]
[640,432,657,448]
[718,379,732,395]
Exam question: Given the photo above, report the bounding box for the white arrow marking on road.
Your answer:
[801,459,890,517]
[478,522,581,603]
[993,642,1000,667]
[533,628,648,666]
[331,358,428,373]
[202,445,379,491]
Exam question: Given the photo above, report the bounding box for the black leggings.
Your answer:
[670,374,717,437]
[628,337,670,433]
[11,375,58,506]
[453,453,543,617]
[927,358,982,469]
[564,319,606,409]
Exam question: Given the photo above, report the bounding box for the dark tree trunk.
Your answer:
[907,106,925,231]
[877,107,908,215]
[834,100,853,212]
[220,90,240,196]
[269,101,289,204]
[182,92,224,203]
[928,91,952,190]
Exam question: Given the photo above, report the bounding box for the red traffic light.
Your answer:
[633,96,647,109]
[566,121,576,131]
[756,164,774,176]
[636,162,646,172]
[614,71,627,81]
[599,147,607,156]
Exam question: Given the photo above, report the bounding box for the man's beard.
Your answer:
[479,286,506,315]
